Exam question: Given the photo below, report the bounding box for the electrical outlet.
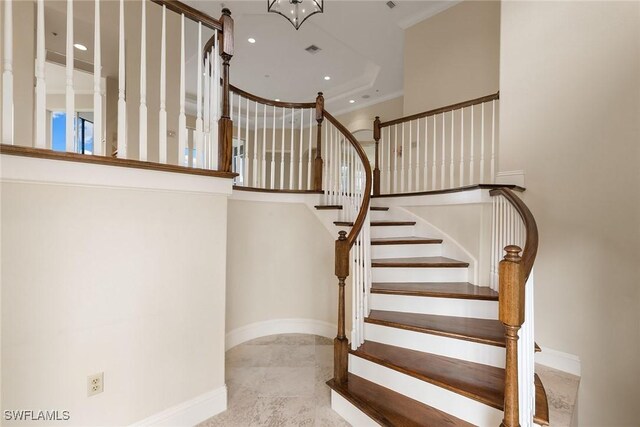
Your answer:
[87,372,104,397]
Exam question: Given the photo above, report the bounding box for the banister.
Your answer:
[323,110,373,249]
[379,91,499,128]
[489,187,538,281]
[230,85,316,109]
[149,0,222,31]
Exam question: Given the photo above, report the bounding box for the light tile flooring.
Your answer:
[198,333,580,427]
[198,334,349,427]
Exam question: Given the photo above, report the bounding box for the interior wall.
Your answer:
[1,179,229,426]
[403,1,500,116]
[336,96,404,134]
[499,2,640,425]
[226,200,336,335]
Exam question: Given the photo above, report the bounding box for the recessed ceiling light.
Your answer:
[275,99,280,102]
[324,76,331,81]
[74,43,87,51]
[248,38,256,44]
[349,100,355,104]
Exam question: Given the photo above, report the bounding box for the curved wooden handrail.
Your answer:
[489,187,538,281]
[380,91,499,128]
[230,85,316,109]
[149,0,222,31]
[323,111,373,248]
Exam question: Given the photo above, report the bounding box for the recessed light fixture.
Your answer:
[248,38,256,44]
[324,76,331,81]
[275,99,280,102]
[349,99,355,104]
[74,43,87,51]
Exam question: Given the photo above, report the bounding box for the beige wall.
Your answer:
[403,1,500,116]
[1,179,229,425]
[226,200,336,333]
[499,2,640,425]
[336,96,404,134]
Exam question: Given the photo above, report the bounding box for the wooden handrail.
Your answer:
[149,0,222,31]
[379,91,499,128]
[323,111,372,248]
[489,187,538,281]
[230,85,316,109]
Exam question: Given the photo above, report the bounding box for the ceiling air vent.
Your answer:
[305,44,321,54]
[386,1,396,9]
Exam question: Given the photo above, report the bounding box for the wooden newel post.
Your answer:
[499,245,525,427]
[334,230,350,385]
[218,8,234,172]
[314,92,325,191]
[373,116,381,195]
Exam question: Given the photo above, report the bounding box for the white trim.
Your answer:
[0,154,233,196]
[536,347,582,377]
[496,170,525,188]
[330,391,378,427]
[225,318,336,350]
[230,190,321,204]
[373,188,493,207]
[130,386,227,427]
[397,1,462,30]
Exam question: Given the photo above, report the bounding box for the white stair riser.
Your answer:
[370,225,416,239]
[371,243,442,259]
[372,267,468,282]
[370,294,498,320]
[364,323,505,368]
[330,391,379,427]
[371,210,391,221]
[349,355,503,426]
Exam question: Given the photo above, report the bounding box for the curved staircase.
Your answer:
[318,202,549,427]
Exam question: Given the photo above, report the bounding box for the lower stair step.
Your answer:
[366,310,505,347]
[327,373,473,427]
[372,256,469,268]
[334,220,416,227]
[370,206,389,211]
[371,282,499,300]
[314,204,342,210]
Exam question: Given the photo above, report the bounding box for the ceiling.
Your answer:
[184,0,457,114]
[41,0,457,116]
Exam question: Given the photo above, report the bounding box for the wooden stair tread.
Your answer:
[314,205,342,210]
[334,220,416,226]
[371,282,499,300]
[534,374,550,425]
[326,373,474,427]
[372,256,469,268]
[370,206,390,211]
[351,341,506,410]
[371,237,443,245]
[366,310,505,347]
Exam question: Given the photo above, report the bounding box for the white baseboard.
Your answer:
[496,170,526,188]
[225,318,336,350]
[130,386,227,427]
[536,346,581,377]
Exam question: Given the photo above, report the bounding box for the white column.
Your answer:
[138,0,147,161]
[93,0,102,155]
[117,0,127,158]
[66,0,76,153]
[34,0,46,149]
[2,0,14,144]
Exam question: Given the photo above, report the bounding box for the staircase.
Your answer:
[317,202,550,427]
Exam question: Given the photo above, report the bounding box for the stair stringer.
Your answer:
[387,206,479,286]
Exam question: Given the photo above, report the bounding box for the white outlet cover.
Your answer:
[87,372,104,397]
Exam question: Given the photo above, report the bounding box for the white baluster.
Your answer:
[252,101,258,187]
[393,125,398,193]
[400,122,405,192]
[470,105,475,184]
[298,109,303,190]
[139,0,147,161]
[480,102,486,183]
[408,120,412,192]
[386,127,391,193]
[280,107,285,189]
[2,0,14,145]
[93,0,102,155]
[66,0,75,153]
[35,0,46,149]
[158,5,167,163]
[491,100,496,183]
[416,118,421,191]
[203,53,210,169]
[262,103,267,187]
[460,107,464,186]
[289,108,294,189]
[450,110,454,188]
[271,105,276,189]
[440,113,445,189]
[195,23,203,168]
[423,117,428,190]
[178,14,186,165]
[211,39,219,169]
[307,107,313,190]
[431,115,436,190]
[244,97,249,184]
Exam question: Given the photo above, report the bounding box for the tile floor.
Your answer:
[198,333,580,426]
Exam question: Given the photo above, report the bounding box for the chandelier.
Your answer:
[267,0,323,30]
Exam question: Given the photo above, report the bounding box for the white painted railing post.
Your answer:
[195,23,203,168]
[178,13,187,166]
[66,0,75,153]
[117,0,126,158]
[2,0,13,145]
[158,5,167,163]
[93,0,102,156]
[34,0,46,149]
[139,0,147,161]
